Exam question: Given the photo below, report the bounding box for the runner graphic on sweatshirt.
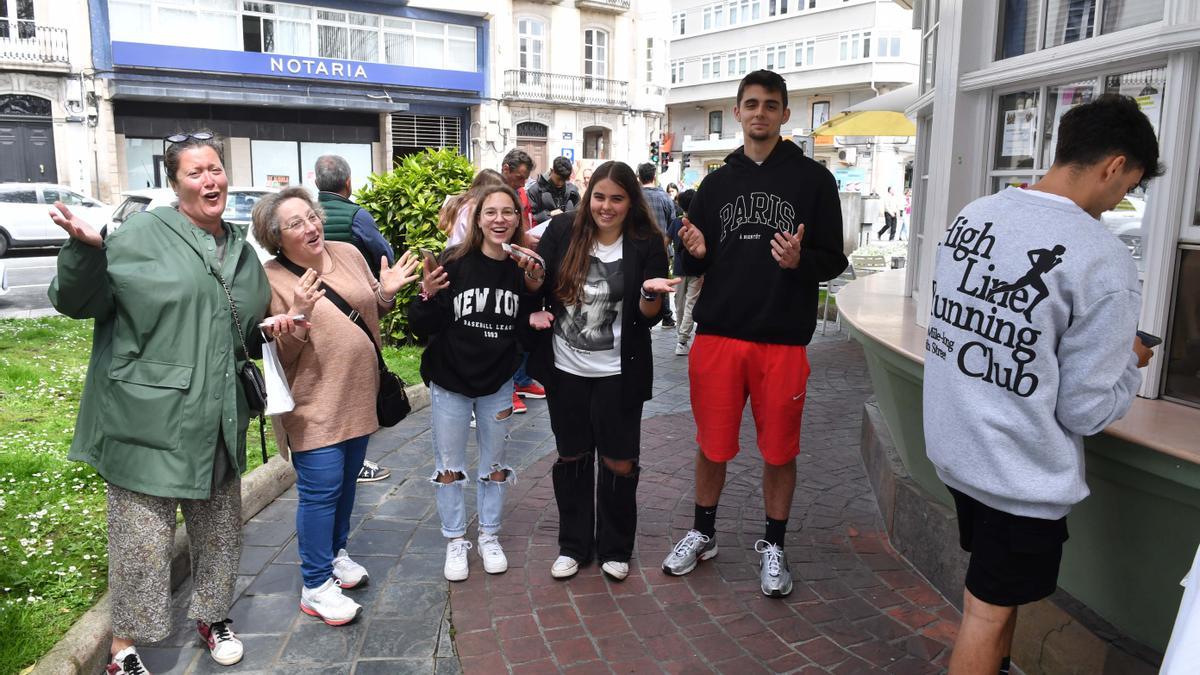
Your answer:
[987,244,1066,321]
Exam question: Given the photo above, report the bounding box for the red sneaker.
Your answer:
[515,382,547,399]
[511,390,527,414]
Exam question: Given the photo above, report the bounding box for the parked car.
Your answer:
[110,186,278,262]
[1101,194,1145,262]
[0,183,111,257]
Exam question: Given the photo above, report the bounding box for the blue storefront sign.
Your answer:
[111,42,485,93]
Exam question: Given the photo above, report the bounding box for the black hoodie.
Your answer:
[681,139,848,345]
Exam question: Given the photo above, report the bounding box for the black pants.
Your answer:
[547,370,642,563]
[878,212,897,240]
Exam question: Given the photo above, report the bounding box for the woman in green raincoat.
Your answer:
[48,131,301,674]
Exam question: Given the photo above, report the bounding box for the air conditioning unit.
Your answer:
[838,148,857,164]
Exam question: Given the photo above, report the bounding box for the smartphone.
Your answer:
[258,314,306,328]
[501,242,544,267]
[421,249,438,271]
[1136,330,1162,348]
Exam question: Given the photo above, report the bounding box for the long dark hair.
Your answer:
[444,184,524,263]
[555,161,661,306]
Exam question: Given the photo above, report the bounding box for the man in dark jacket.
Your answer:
[314,154,395,484]
[315,155,394,280]
[527,156,581,225]
[639,162,677,328]
[661,70,849,599]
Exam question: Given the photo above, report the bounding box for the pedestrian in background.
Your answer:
[254,187,421,627]
[49,130,295,673]
[666,188,702,355]
[527,156,582,226]
[500,149,546,414]
[410,184,542,582]
[528,161,677,582]
[638,162,678,329]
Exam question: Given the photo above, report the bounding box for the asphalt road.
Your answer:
[0,249,62,319]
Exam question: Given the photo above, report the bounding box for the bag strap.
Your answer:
[275,254,388,374]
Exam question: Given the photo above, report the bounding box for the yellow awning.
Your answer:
[811,110,916,137]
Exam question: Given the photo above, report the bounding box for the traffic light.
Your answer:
[650,141,659,163]
[682,152,691,170]
[661,152,670,173]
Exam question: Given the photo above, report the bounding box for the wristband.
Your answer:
[640,286,658,302]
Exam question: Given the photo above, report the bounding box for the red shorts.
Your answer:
[688,334,811,466]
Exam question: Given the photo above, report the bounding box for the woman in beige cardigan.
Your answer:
[251,187,419,627]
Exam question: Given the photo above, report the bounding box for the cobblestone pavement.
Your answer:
[137,327,960,674]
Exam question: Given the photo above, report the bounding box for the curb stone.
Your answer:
[28,382,431,675]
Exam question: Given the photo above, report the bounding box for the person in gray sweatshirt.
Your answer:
[923,94,1162,675]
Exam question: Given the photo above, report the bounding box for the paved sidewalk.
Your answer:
[138,327,960,674]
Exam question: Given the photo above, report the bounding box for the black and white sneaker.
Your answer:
[106,647,150,675]
[356,459,391,483]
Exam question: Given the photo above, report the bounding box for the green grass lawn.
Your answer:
[0,317,423,671]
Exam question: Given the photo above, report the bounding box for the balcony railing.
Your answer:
[576,0,631,11]
[0,25,69,65]
[504,70,629,108]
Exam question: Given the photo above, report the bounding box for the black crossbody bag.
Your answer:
[276,256,411,427]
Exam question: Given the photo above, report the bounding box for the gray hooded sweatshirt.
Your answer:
[923,187,1143,520]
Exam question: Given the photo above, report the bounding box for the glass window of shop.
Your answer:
[988,66,1166,275]
[1165,246,1200,407]
[110,1,477,72]
[124,137,164,189]
[996,0,1165,60]
[249,140,370,191]
[299,142,373,194]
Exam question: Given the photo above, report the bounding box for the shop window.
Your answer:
[811,101,830,130]
[988,66,1166,275]
[300,142,372,193]
[1164,247,1200,407]
[996,0,1165,59]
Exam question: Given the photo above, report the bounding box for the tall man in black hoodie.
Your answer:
[661,70,849,597]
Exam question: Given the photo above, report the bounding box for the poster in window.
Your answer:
[1001,108,1036,158]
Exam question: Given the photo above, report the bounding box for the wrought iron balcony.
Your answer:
[0,25,69,66]
[576,0,631,12]
[503,70,629,109]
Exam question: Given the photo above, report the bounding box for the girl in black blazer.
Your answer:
[527,161,677,581]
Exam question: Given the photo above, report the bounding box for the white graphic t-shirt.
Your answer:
[553,236,624,377]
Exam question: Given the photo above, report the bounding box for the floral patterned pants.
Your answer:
[106,477,242,643]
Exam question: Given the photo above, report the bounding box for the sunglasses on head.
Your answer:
[165,132,214,144]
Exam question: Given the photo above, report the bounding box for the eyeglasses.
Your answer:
[481,208,518,219]
[165,131,214,144]
[280,213,322,231]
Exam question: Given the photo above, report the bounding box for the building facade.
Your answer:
[666,0,919,191]
[0,0,96,193]
[467,0,668,178]
[86,0,488,201]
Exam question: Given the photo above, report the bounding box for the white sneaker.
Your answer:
[107,646,150,675]
[300,577,362,626]
[332,549,369,589]
[444,539,472,581]
[551,555,579,579]
[197,619,243,666]
[601,561,629,581]
[674,341,690,355]
[478,534,508,574]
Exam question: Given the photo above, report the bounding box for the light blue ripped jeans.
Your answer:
[430,380,515,538]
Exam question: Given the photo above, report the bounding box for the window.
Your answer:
[0,0,36,39]
[583,127,609,160]
[838,31,871,60]
[920,0,939,93]
[704,3,725,29]
[645,38,654,82]
[672,11,686,35]
[1164,247,1200,407]
[764,44,788,71]
[584,29,608,85]
[670,59,684,84]
[0,188,36,203]
[701,55,720,80]
[875,33,902,58]
[517,18,545,73]
[997,0,1165,59]
[768,0,789,16]
[793,39,815,67]
[112,1,477,71]
[811,101,830,129]
[709,111,723,136]
[988,66,1166,275]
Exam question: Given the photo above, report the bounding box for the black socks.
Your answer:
[765,517,787,547]
[998,656,1011,675]
[694,503,718,537]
